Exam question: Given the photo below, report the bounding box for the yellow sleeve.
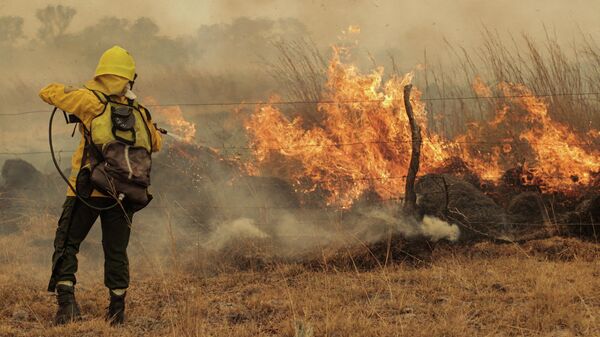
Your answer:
[151,125,163,153]
[140,106,163,152]
[39,83,104,123]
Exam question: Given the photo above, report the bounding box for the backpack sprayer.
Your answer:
[49,107,119,211]
[49,106,172,212]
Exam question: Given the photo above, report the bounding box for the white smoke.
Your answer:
[421,215,460,242]
[202,218,269,250]
[201,208,459,256]
[201,212,343,255]
[362,209,460,242]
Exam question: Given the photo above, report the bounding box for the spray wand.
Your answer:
[154,123,183,140]
[153,123,194,142]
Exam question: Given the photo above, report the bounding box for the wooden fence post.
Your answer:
[403,84,422,214]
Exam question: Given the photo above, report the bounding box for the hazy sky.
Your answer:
[2,0,600,169]
[2,0,600,50]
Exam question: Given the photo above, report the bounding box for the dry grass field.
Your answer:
[1,213,599,337]
[1,5,599,337]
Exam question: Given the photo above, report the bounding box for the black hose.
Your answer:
[49,107,118,211]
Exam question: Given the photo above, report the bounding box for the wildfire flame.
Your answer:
[145,97,196,143]
[244,48,600,207]
[245,48,449,207]
[456,82,600,191]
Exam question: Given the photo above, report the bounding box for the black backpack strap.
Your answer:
[135,103,156,147]
[85,87,112,117]
[85,87,109,104]
[74,104,104,165]
[137,102,152,121]
[79,123,98,163]
[74,123,95,198]
[82,87,111,161]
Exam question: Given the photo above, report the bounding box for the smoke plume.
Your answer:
[362,209,460,242]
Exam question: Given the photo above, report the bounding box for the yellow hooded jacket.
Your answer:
[39,74,163,197]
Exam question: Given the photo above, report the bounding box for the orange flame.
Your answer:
[457,82,600,191]
[244,48,599,206]
[245,48,449,207]
[145,97,196,143]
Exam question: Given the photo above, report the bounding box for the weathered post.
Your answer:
[403,84,422,214]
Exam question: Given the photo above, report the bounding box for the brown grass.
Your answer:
[420,28,600,138]
[267,39,327,127]
[1,212,599,337]
[269,32,600,141]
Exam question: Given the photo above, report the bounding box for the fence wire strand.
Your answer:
[3,91,600,117]
[1,137,597,156]
[0,91,597,231]
[1,90,597,155]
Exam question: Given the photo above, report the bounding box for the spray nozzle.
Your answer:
[153,123,168,135]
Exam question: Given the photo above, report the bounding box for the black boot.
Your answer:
[54,284,81,325]
[106,290,126,325]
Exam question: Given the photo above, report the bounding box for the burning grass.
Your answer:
[244,45,599,209]
[246,47,450,207]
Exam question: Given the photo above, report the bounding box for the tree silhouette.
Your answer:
[35,5,76,41]
[0,16,24,45]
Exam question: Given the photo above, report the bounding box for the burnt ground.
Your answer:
[0,153,599,336]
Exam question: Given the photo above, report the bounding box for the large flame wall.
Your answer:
[245,49,600,207]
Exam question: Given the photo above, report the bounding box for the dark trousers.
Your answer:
[48,197,133,292]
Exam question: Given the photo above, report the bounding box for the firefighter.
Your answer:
[39,45,163,325]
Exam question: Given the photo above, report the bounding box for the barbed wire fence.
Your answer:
[3,90,600,116]
[0,92,598,232]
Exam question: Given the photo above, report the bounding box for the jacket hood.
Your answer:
[85,74,130,97]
